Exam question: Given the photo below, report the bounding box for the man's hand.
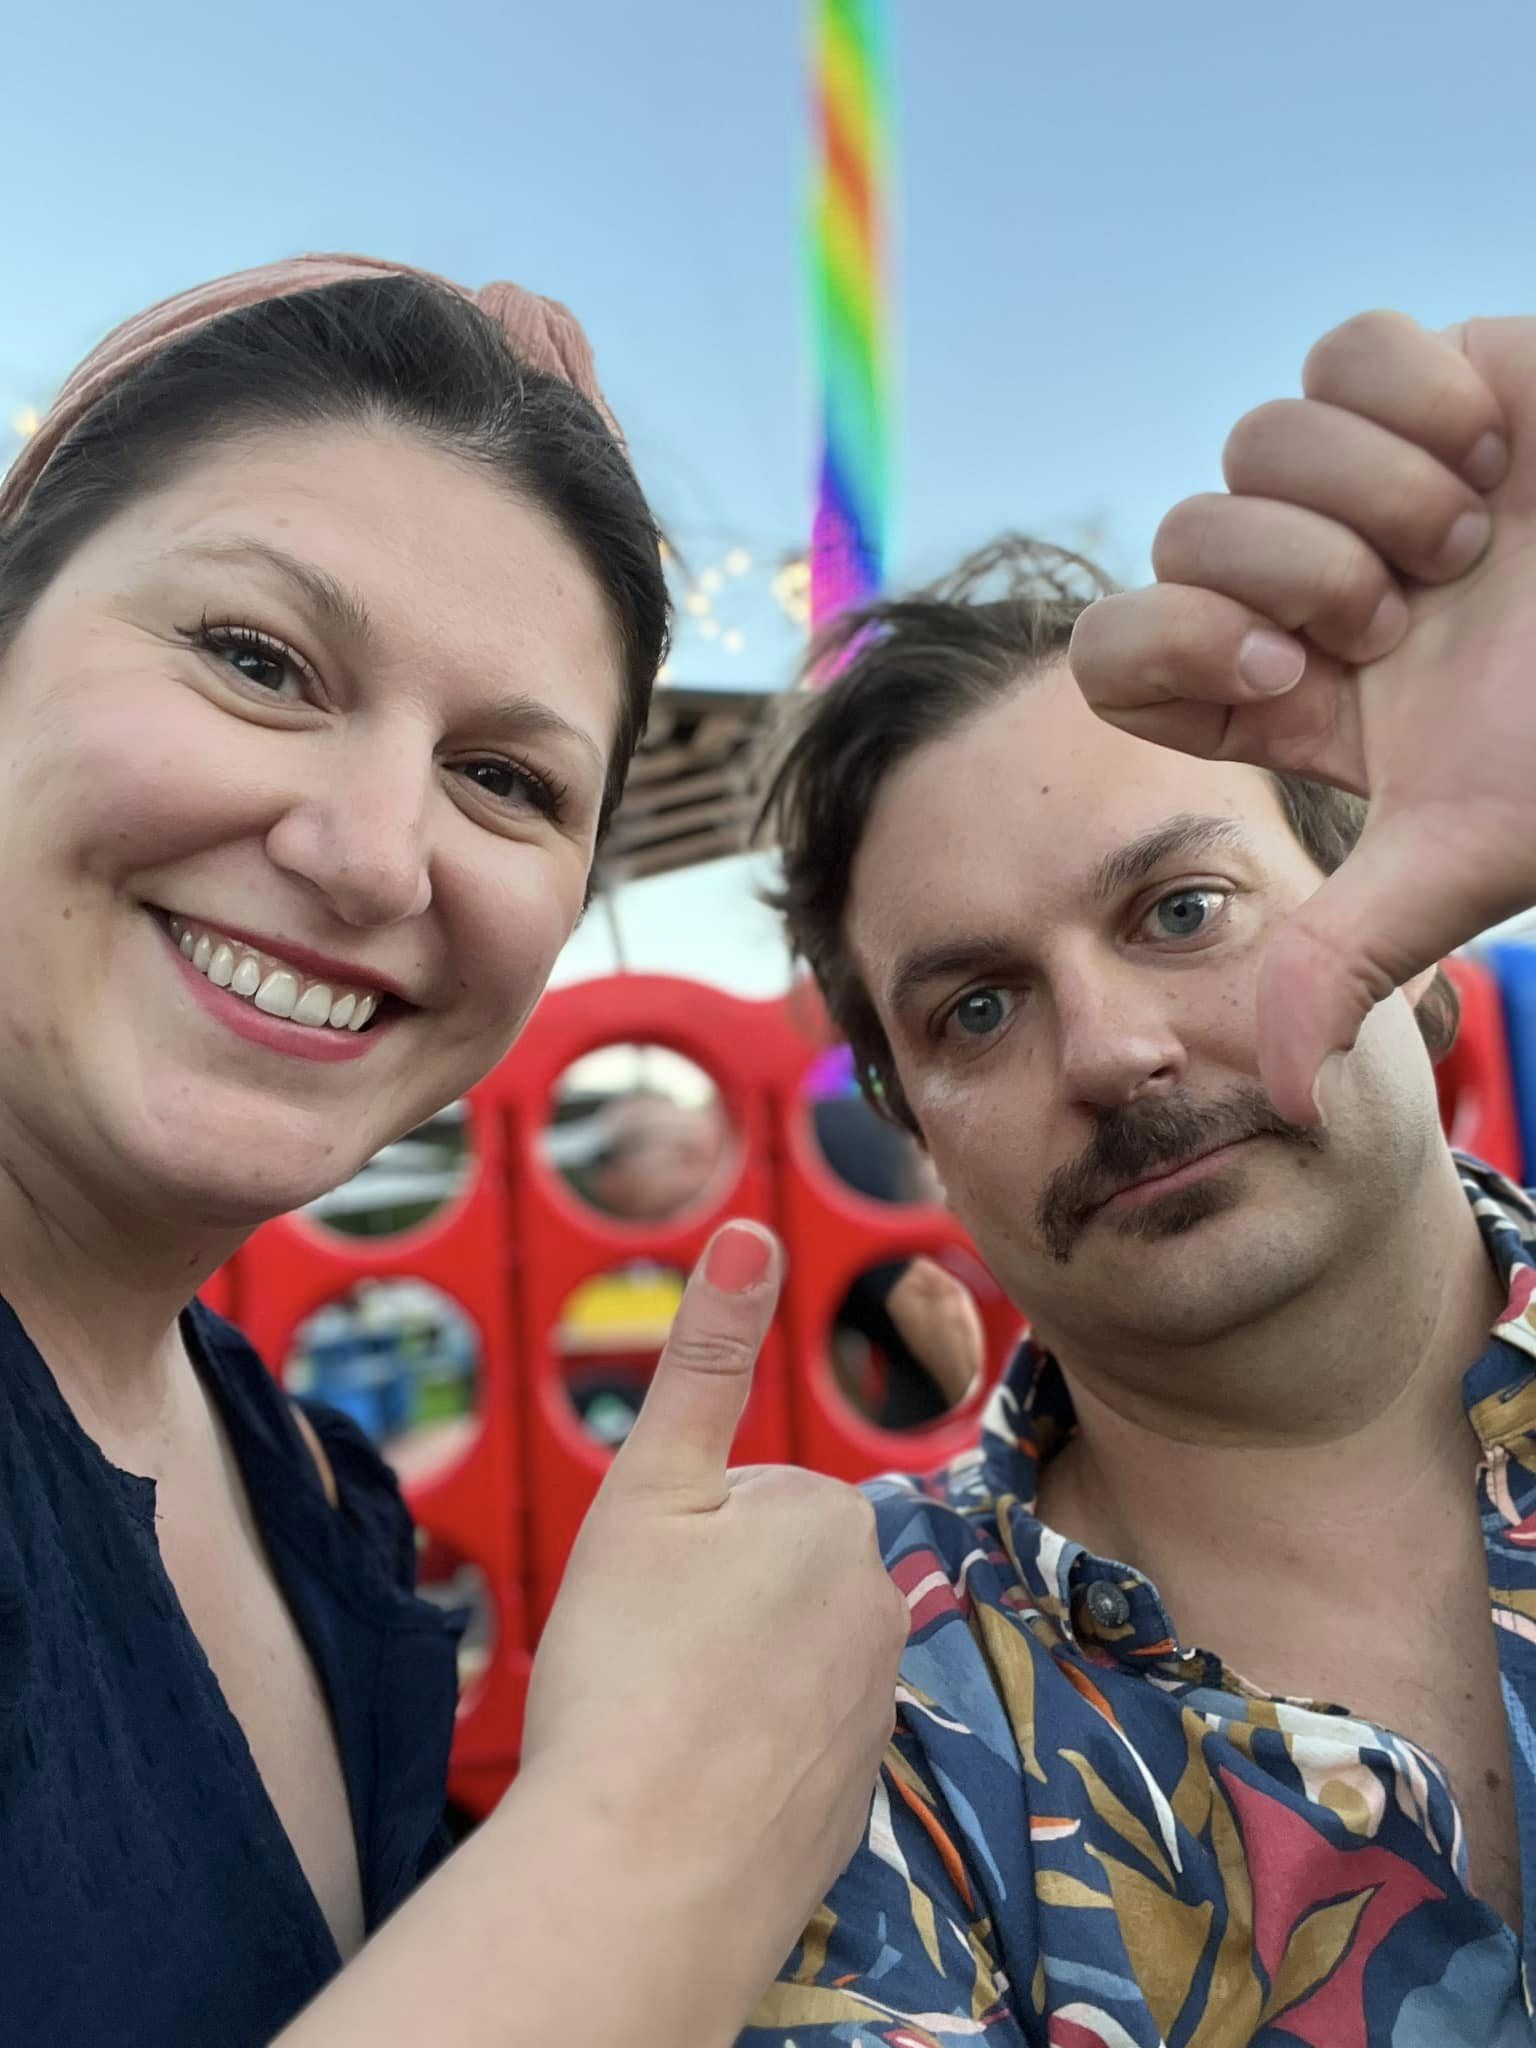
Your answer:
[1069,311,1536,1125]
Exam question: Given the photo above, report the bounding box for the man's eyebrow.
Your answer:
[886,934,1021,1018]
[162,537,374,645]
[1090,813,1248,903]
[883,814,1250,1016]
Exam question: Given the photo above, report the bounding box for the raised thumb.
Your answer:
[601,1222,782,1508]
[1256,808,1498,1127]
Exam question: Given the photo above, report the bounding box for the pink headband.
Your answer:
[0,251,621,529]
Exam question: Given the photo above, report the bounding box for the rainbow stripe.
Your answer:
[808,0,891,643]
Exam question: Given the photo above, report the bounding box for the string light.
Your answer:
[9,406,39,438]
[724,548,752,576]
[722,629,745,654]
[699,567,723,594]
[685,590,712,617]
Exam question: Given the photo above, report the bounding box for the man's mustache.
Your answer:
[1035,1083,1324,1262]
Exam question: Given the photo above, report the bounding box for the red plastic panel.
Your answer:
[1438,953,1523,1182]
[481,977,799,1633]
[220,959,1520,1819]
[235,1092,528,1804]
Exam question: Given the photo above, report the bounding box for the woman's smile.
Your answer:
[153,908,401,1064]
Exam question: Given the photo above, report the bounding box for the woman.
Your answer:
[0,255,907,2047]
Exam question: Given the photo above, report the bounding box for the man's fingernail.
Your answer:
[1238,630,1307,695]
[1359,587,1408,660]
[1310,1053,1346,1129]
[1463,431,1508,492]
[1436,507,1492,576]
[704,1224,772,1294]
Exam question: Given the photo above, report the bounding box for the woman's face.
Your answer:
[0,422,624,1229]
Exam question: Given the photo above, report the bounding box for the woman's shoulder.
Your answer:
[186,1299,420,1595]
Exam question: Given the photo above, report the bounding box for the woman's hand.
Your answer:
[277,1220,908,2048]
[518,1220,910,2026]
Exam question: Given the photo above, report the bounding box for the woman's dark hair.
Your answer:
[0,277,669,838]
[758,535,1459,1135]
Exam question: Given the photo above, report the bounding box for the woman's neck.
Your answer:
[0,1116,245,1455]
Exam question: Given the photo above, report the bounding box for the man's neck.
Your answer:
[1033,1148,1506,1626]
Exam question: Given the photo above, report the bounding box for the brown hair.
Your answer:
[758,535,1458,1134]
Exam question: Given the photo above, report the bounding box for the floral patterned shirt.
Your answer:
[743,1157,1536,2047]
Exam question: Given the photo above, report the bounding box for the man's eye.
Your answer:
[1143,887,1230,940]
[946,988,1015,1040]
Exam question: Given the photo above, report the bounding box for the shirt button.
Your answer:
[1085,1580,1131,1630]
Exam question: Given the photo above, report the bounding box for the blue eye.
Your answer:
[951,988,1011,1039]
[1147,888,1228,939]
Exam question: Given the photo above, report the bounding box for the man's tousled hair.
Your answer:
[757,534,1458,1135]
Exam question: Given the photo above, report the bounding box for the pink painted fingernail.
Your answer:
[704,1224,773,1294]
[1238,630,1307,695]
[1463,432,1508,492]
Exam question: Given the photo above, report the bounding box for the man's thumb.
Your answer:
[1257,812,1487,1127]
[603,1222,782,1505]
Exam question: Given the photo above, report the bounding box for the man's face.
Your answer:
[846,664,1445,1353]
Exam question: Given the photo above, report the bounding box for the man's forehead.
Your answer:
[845,674,1283,975]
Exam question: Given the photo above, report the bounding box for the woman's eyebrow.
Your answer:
[160,536,374,645]
[161,535,607,775]
[473,694,606,775]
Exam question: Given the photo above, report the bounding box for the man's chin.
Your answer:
[1100,1174,1244,1248]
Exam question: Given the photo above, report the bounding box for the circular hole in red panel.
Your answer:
[808,1079,942,1208]
[556,1261,689,1449]
[301,1101,475,1242]
[413,1532,496,1712]
[829,1254,988,1431]
[541,1045,737,1227]
[285,1279,481,1481]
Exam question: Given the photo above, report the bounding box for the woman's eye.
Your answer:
[454,758,567,822]
[1143,887,1230,941]
[188,623,309,702]
[945,987,1015,1042]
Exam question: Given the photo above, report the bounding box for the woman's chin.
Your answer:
[121,1118,375,1237]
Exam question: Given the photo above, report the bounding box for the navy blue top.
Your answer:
[0,1293,462,2047]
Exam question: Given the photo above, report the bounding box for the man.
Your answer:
[743,315,1536,2045]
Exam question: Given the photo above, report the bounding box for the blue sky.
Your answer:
[4,0,1534,983]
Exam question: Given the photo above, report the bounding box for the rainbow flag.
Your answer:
[808,0,892,644]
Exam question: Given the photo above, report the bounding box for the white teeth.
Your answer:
[167,913,386,1034]
[254,970,300,1019]
[292,983,334,1027]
